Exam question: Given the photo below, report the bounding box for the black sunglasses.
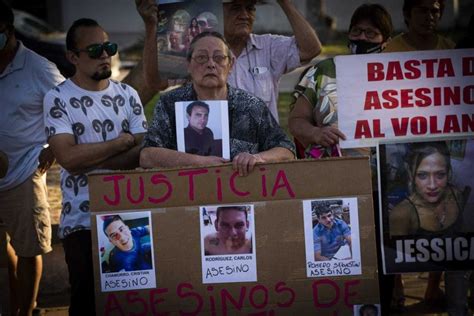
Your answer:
[73,42,118,59]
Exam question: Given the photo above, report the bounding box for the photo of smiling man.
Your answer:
[102,215,152,272]
[96,211,156,292]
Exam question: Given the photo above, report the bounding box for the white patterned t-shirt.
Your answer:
[43,79,147,238]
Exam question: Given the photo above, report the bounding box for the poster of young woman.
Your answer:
[379,138,474,273]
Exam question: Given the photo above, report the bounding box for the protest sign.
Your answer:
[379,138,474,273]
[89,159,380,315]
[155,0,223,79]
[336,49,474,148]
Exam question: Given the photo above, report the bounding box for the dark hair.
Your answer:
[216,206,248,222]
[403,0,445,26]
[314,206,332,218]
[0,0,14,26]
[408,141,451,193]
[190,17,198,27]
[186,101,210,116]
[349,3,393,41]
[359,304,378,315]
[66,18,101,51]
[102,215,124,235]
[186,31,231,61]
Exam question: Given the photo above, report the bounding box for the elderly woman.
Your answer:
[389,142,464,236]
[140,31,295,176]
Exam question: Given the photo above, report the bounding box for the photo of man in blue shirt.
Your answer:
[102,215,153,272]
[313,205,352,261]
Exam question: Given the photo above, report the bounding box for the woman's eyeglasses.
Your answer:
[349,27,381,40]
[192,54,229,65]
[73,42,118,59]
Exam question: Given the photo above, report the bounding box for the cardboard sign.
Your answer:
[155,0,224,79]
[336,49,474,148]
[379,138,474,274]
[89,159,380,315]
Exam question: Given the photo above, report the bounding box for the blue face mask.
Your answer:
[0,32,8,50]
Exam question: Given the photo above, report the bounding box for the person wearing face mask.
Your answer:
[288,3,393,159]
[0,1,64,315]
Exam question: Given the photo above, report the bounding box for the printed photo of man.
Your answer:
[313,203,352,261]
[184,101,222,156]
[101,215,152,272]
[203,206,252,255]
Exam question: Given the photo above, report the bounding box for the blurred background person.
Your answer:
[384,0,454,52]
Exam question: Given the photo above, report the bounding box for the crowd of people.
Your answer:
[0,0,472,315]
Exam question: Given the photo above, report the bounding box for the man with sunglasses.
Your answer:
[43,18,147,316]
[0,1,64,315]
[102,215,152,273]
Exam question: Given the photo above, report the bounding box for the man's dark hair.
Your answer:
[216,206,248,222]
[403,0,445,26]
[66,18,101,51]
[359,304,378,316]
[349,4,393,41]
[186,101,210,116]
[0,0,14,26]
[314,206,332,219]
[102,215,124,235]
[187,31,231,61]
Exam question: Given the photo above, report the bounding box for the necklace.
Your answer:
[434,201,447,229]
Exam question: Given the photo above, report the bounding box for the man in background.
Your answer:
[138,0,322,122]
[384,0,454,51]
[0,1,64,314]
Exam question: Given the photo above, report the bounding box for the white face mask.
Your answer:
[0,32,8,51]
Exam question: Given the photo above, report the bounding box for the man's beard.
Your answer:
[91,69,112,81]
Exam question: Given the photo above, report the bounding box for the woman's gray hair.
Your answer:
[186,31,232,61]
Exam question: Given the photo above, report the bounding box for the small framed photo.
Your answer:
[303,197,362,277]
[96,211,156,292]
[199,204,257,284]
[353,304,381,316]
[175,100,230,159]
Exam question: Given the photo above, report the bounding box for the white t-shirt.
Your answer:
[43,79,147,238]
[0,42,64,190]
